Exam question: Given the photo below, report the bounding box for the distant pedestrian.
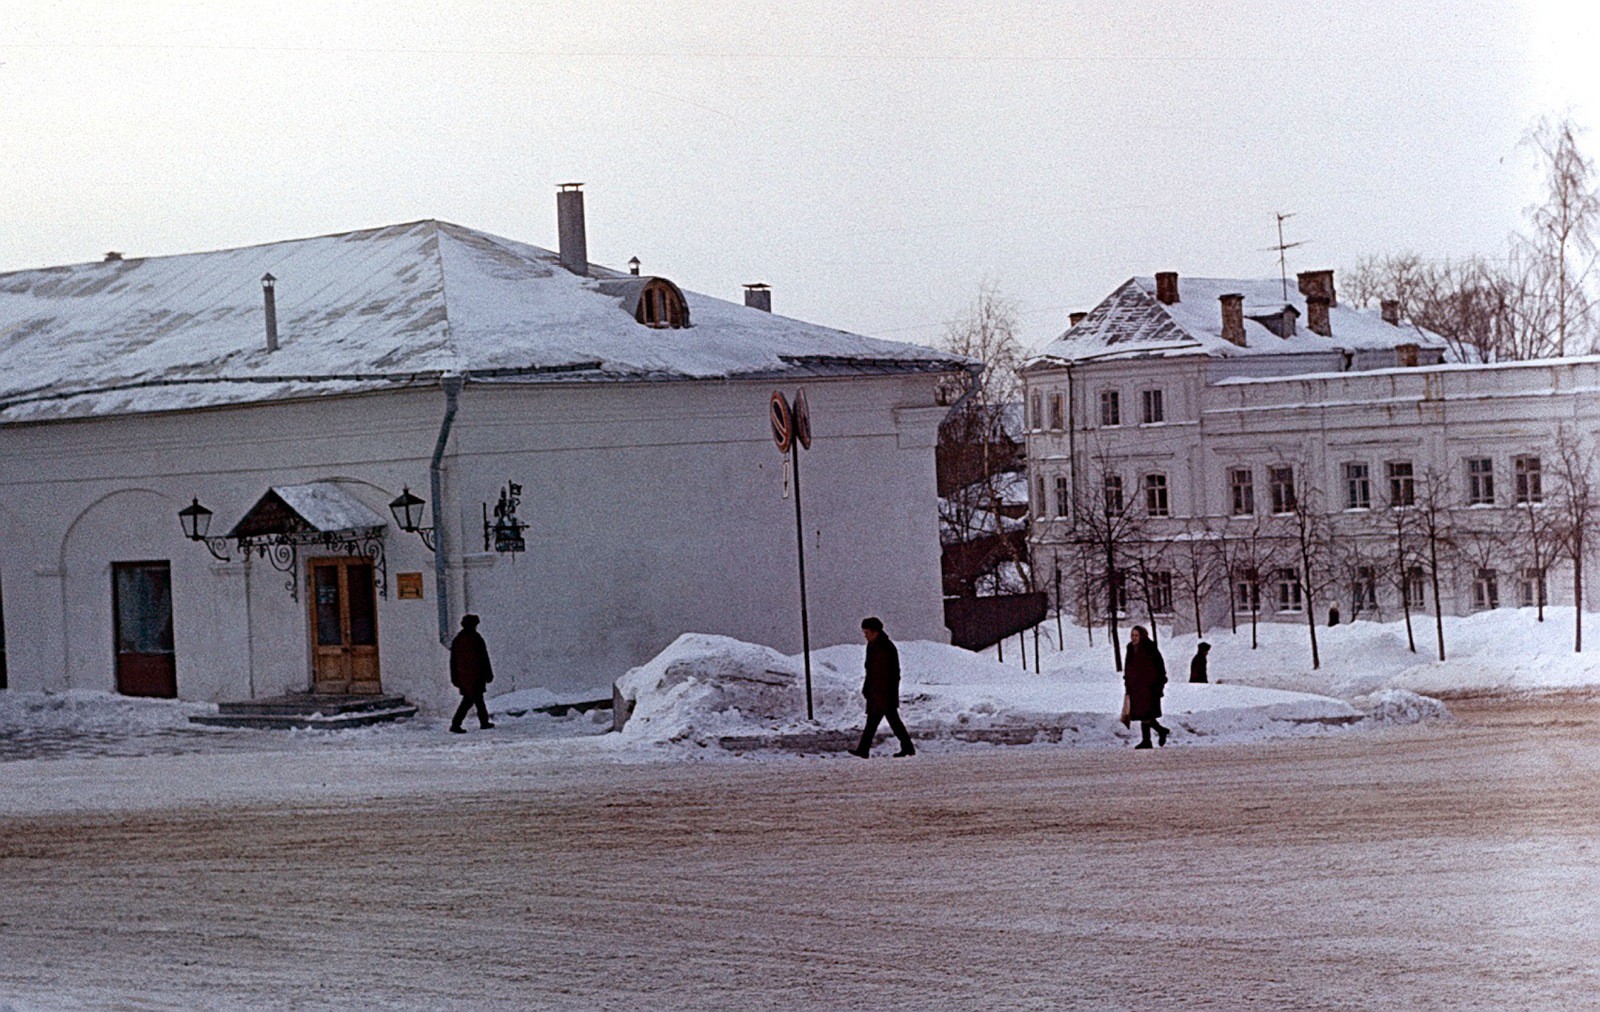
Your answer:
[1189,641,1211,683]
[848,617,915,758]
[1123,625,1170,749]
[449,614,495,733]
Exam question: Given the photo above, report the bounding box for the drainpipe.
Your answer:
[942,361,987,422]
[1065,363,1079,508]
[432,374,464,645]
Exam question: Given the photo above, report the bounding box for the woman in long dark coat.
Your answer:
[1122,625,1170,748]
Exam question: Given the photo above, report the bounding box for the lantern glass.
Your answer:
[388,488,426,532]
[178,498,213,540]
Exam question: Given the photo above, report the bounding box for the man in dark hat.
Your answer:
[449,614,495,733]
[849,617,915,758]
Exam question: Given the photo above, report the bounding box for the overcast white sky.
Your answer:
[3,1,1597,353]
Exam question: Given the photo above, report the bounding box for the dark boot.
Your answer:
[1156,723,1170,747]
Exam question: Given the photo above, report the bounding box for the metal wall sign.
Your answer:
[772,389,815,720]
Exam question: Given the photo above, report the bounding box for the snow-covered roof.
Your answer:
[227,482,386,538]
[0,219,966,424]
[1025,275,1446,368]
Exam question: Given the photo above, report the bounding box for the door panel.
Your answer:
[113,561,176,698]
[308,559,380,694]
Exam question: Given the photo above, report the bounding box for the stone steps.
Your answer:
[190,693,418,730]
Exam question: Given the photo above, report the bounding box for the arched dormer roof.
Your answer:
[597,276,691,329]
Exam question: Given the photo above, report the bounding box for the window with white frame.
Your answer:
[1099,390,1121,427]
[1343,462,1371,510]
[1352,566,1378,615]
[1405,566,1427,610]
[1519,566,1547,608]
[1275,568,1303,613]
[1233,569,1260,613]
[1515,455,1543,504]
[1030,391,1043,431]
[1269,466,1296,514]
[1229,467,1255,516]
[1141,388,1165,424]
[1387,461,1415,507]
[1467,457,1495,506]
[1111,571,1129,617]
[1147,571,1174,615]
[1473,567,1500,610]
[1054,476,1069,518]
[1103,474,1124,516]
[1144,473,1169,517]
[1036,476,1047,518]
[1049,393,1065,430]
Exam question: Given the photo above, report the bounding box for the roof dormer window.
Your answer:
[638,278,689,329]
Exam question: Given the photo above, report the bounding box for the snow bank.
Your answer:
[1356,689,1453,724]
[0,689,212,736]
[614,632,1359,750]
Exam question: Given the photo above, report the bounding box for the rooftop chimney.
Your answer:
[1155,271,1180,305]
[743,283,772,312]
[1069,311,1087,327]
[1380,299,1401,326]
[103,251,123,262]
[1306,296,1332,337]
[627,256,641,276]
[1296,269,1336,307]
[261,273,278,353]
[1219,293,1246,347]
[557,183,588,276]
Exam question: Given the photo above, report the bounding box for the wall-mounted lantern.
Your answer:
[483,481,528,553]
[179,498,232,561]
[387,486,436,551]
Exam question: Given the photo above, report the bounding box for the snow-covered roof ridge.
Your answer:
[0,219,966,423]
[1025,274,1446,368]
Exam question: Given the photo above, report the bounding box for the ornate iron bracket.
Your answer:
[234,526,388,602]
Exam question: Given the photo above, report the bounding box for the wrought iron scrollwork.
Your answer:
[232,526,388,602]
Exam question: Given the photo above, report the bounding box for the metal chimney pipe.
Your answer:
[557,183,588,276]
[261,273,278,352]
[743,283,772,312]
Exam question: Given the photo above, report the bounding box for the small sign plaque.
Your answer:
[396,572,424,599]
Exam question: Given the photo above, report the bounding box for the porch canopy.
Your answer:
[224,482,388,601]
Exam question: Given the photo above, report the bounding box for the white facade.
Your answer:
[0,210,964,709]
[1022,272,1597,633]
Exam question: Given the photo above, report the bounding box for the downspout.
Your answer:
[941,361,987,423]
[432,374,465,645]
[1065,363,1079,508]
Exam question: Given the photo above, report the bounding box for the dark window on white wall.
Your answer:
[1387,461,1415,507]
[1229,468,1255,516]
[1030,392,1043,431]
[1036,476,1047,518]
[1049,393,1065,430]
[1520,567,1547,608]
[1276,568,1303,612]
[1144,473,1169,517]
[1141,389,1165,424]
[1054,476,1069,518]
[1515,456,1543,504]
[1467,458,1495,506]
[1269,466,1296,514]
[1474,568,1500,610]
[1352,566,1378,615]
[1148,571,1174,615]
[1344,462,1371,510]
[1099,390,1121,427]
[1104,474,1124,516]
[1405,567,1427,609]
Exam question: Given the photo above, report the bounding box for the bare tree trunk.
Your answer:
[1429,533,1446,662]
[1303,584,1321,670]
[1575,534,1584,653]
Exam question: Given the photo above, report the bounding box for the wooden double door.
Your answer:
[308,558,381,694]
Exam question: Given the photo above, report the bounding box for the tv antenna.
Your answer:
[1263,212,1306,301]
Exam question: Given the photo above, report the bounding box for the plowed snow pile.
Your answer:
[613,633,1362,748]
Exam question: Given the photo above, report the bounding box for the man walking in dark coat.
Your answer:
[1189,641,1210,683]
[449,614,495,733]
[849,617,915,758]
[1122,625,1170,749]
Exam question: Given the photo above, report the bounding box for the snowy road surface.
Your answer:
[4,698,1600,1008]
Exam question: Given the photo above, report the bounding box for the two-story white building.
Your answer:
[1021,269,1600,633]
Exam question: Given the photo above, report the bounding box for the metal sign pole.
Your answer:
[792,445,814,720]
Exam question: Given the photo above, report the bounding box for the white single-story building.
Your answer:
[0,187,971,710]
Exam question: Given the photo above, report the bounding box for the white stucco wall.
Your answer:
[0,373,950,711]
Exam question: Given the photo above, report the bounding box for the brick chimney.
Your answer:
[1306,296,1332,337]
[557,183,588,276]
[1381,299,1401,325]
[1219,293,1246,347]
[1155,271,1180,305]
[1296,269,1336,307]
[743,283,772,312]
[1069,311,1087,327]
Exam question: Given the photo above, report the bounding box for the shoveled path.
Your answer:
[2,698,1599,1008]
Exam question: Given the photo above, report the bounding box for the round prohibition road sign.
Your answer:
[792,388,812,450]
[770,390,793,452]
